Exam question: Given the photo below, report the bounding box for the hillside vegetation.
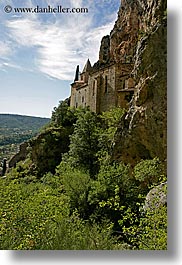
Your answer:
[0,101,167,250]
[0,0,167,251]
[0,114,50,161]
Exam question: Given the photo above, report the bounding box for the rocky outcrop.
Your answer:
[8,142,28,168]
[112,0,167,167]
[28,127,72,176]
[144,182,167,211]
[99,35,111,64]
[110,0,140,64]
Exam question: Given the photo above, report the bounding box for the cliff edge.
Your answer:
[112,0,167,166]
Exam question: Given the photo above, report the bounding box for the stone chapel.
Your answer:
[70,35,135,113]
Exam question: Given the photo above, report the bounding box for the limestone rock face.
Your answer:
[112,0,167,166]
[70,0,167,167]
[99,35,111,64]
[110,0,140,63]
[144,182,167,211]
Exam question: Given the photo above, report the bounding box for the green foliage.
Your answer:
[138,205,167,250]
[29,127,72,176]
[0,114,50,161]
[56,163,91,218]
[10,100,79,178]
[51,99,76,128]
[1,107,167,250]
[45,212,123,250]
[120,196,167,250]
[0,114,50,130]
[7,159,37,184]
[41,172,61,190]
[98,107,125,156]
[134,157,164,189]
[100,107,125,128]
[87,161,140,236]
[63,107,125,178]
[11,104,93,181]
[0,176,127,250]
[0,144,18,164]
[88,162,130,206]
[67,110,100,177]
[0,177,68,250]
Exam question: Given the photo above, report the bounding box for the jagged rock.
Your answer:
[113,0,167,167]
[99,35,111,64]
[110,0,140,63]
[70,0,167,168]
[8,142,28,168]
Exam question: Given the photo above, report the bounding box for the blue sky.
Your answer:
[0,0,120,117]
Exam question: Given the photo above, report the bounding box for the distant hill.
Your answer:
[0,114,50,162]
[0,114,50,130]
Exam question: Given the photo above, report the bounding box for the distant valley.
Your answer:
[0,114,50,162]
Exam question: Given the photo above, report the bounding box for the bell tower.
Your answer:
[80,59,92,83]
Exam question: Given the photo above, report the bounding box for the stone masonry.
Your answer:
[70,33,135,113]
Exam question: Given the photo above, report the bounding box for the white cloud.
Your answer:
[0,40,14,71]
[3,0,117,80]
[0,41,12,58]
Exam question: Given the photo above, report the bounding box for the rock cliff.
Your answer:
[111,0,167,166]
[8,142,28,168]
[8,0,167,172]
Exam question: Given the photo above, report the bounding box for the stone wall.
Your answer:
[70,82,89,109]
[90,64,116,113]
[70,60,135,113]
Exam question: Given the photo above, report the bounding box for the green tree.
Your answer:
[98,107,125,158]
[51,99,76,127]
[88,161,138,225]
[134,157,165,192]
[56,163,91,218]
[67,110,100,177]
